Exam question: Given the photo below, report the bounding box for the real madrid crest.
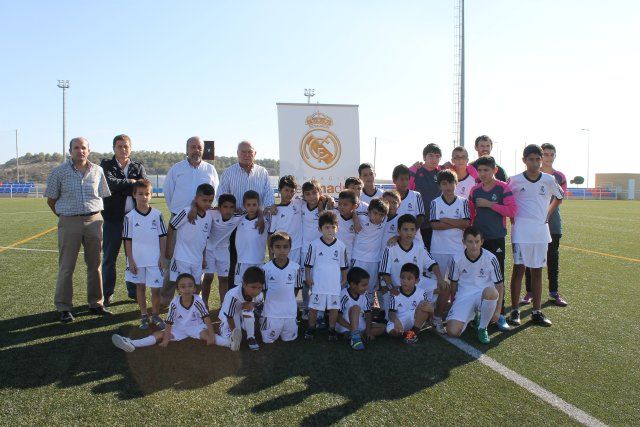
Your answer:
[300,111,342,170]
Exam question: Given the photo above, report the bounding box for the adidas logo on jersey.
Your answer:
[520,188,526,192]
[394,258,400,263]
[135,223,140,227]
[440,210,445,215]
[496,248,503,253]
[281,214,285,218]
[269,276,275,281]
[461,269,468,273]
[319,252,323,256]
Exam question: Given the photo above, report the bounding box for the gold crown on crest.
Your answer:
[305,111,333,129]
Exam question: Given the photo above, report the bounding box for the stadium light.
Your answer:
[580,128,591,188]
[57,80,70,162]
[304,88,315,104]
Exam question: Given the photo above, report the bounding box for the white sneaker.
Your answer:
[230,328,242,351]
[434,321,446,335]
[112,334,135,352]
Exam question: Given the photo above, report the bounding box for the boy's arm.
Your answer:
[158,236,167,269]
[352,211,363,233]
[159,324,172,347]
[226,316,236,331]
[165,227,176,260]
[203,317,215,345]
[489,190,518,218]
[440,217,471,230]
[547,198,562,223]
[124,239,137,274]
[305,266,314,288]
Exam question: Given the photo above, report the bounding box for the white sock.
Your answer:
[131,335,157,348]
[215,334,230,348]
[242,313,256,339]
[479,299,498,329]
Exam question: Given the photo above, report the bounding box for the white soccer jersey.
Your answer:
[360,187,384,205]
[388,287,429,317]
[379,242,437,288]
[339,287,371,317]
[334,210,356,260]
[448,249,503,298]
[236,215,269,264]
[262,259,302,319]
[508,172,564,244]
[269,198,303,250]
[380,214,425,254]
[304,237,349,295]
[301,202,322,250]
[219,284,264,322]
[397,190,425,218]
[170,207,213,264]
[455,173,477,199]
[351,213,386,262]
[122,207,167,268]
[429,195,470,255]
[207,210,243,251]
[165,294,209,329]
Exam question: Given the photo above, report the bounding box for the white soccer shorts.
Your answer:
[432,253,455,277]
[335,316,366,334]
[234,262,261,287]
[288,247,302,266]
[170,324,208,341]
[386,311,417,333]
[260,317,298,343]
[169,259,203,284]
[446,287,492,333]
[512,243,547,268]
[125,266,164,288]
[308,293,340,311]
[204,248,231,276]
[351,259,379,293]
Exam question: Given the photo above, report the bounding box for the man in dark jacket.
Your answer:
[100,134,148,304]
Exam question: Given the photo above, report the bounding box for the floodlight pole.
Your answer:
[15,129,19,181]
[459,0,465,147]
[304,88,315,104]
[581,128,591,187]
[57,80,70,162]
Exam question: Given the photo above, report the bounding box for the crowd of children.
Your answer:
[112,138,566,353]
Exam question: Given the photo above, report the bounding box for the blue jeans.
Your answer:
[102,219,136,298]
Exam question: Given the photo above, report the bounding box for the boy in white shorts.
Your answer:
[387,263,434,345]
[446,226,503,344]
[201,193,243,308]
[304,211,349,341]
[216,266,265,351]
[508,144,564,327]
[261,232,302,344]
[393,164,425,226]
[123,179,168,330]
[164,183,215,301]
[268,175,303,265]
[234,190,269,287]
[111,273,215,352]
[335,267,385,350]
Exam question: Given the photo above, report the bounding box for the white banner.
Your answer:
[277,103,360,197]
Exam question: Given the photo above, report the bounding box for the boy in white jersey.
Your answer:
[429,170,471,274]
[304,211,349,340]
[261,232,302,343]
[202,194,243,308]
[216,266,265,351]
[446,227,503,344]
[451,146,477,199]
[269,175,303,264]
[123,180,168,330]
[112,273,215,352]
[336,267,385,350]
[379,214,448,330]
[334,190,361,261]
[507,144,564,327]
[234,190,269,287]
[351,198,389,300]
[387,263,434,344]
[381,189,424,250]
[358,163,384,205]
[393,164,426,225]
[164,183,214,302]
[344,177,370,215]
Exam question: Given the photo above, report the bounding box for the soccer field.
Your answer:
[0,198,638,426]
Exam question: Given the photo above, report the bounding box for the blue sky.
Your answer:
[1,0,638,182]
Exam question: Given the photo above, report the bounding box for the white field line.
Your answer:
[441,336,608,427]
[0,246,71,254]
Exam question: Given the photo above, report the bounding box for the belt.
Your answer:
[69,212,99,217]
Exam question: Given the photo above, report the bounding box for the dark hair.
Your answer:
[243,189,260,204]
[347,266,370,285]
[318,210,338,228]
[474,135,493,147]
[392,164,411,180]
[278,175,298,191]
[463,226,483,240]
[302,180,321,194]
[338,189,358,205]
[243,266,265,285]
[523,144,543,158]
[475,155,496,169]
[358,163,374,176]
[400,263,420,279]
[397,214,417,230]
[345,177,363,188]
[368,198,389,215]
[541,143,556,152]
[218,193,237,207]
[269,231,291,248]
[382,189,401,202]
[132,179,152,192]
[422,143,442,157]
[112,134,131,149]
[437,169,458,184]
[175,273,196,286]
[196,183,215,197]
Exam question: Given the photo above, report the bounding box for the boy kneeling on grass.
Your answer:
[112,273,215,352]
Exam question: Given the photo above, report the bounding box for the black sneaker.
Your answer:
[531,311,552,327]
[89,306,113,316]
[304,328,316,340]
[507,309,521,326]
[104,295,114,307]
[328,329,338,341]
[60,311,75,323]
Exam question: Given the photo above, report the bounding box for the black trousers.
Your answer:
[525,234,561,293]
[228,228,238,289]
[420,227,433,252]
